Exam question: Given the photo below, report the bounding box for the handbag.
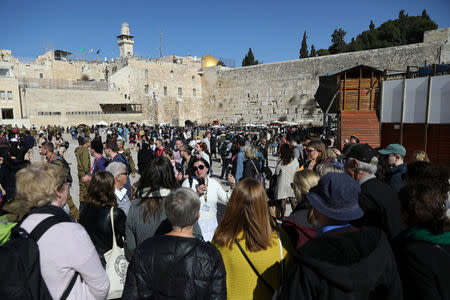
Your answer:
[104,207,129,299]
[250,159,265,188]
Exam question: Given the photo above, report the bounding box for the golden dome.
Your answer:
[202,55,219,68]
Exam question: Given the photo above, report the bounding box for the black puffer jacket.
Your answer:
[123,235,226,300]
[79,204,126,265]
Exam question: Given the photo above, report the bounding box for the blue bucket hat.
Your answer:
[306,173,363,221]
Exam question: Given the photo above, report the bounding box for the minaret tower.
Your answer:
[117,22,134,57]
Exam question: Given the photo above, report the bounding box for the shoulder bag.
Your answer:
[104,207,129,299]
[234,235,284,295]
[250,159,266,188]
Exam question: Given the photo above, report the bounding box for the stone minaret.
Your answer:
[117,22,134,57]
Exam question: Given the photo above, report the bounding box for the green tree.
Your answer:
[329,28,347,54]
[242,48,259,66]
[299,30,309,58]
[317,49,330,56]
[217,60,226,66]
[309,45,317,57]
[347,10,437,53]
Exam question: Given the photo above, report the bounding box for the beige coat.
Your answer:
[275,158,299,199]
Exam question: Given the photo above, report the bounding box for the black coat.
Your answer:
[351,177,407,239]
[243,158,262,179]
[79,204,126,265]
[277,226,402,300]
[123,235,226,300]
[393,228,450,300]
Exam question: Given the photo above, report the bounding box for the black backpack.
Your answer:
[219,141,231,157]
[0,216,79,300]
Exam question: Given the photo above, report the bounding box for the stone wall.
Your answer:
[110,57,203,125]
[0,77,23,120]
[201,28,450,124]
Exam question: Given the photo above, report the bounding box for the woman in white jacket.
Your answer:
[182,158,235,241]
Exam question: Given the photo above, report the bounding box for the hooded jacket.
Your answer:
[277,226,402,300]
[123,235,226,300]
[393,227,450,300]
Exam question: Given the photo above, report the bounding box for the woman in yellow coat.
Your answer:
[212,178,292,300]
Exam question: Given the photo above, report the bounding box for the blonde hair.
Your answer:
[412,150,430,163]
[244,145,258,160]
[15,162,66,209]
[292,169,320,203]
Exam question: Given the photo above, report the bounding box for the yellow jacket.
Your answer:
[213,229,292,300]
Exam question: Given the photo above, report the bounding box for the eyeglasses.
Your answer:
[119,172,127,176]
[193,165,206,172]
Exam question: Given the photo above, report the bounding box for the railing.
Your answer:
[19,78,108,91]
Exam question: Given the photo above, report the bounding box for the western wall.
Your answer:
[201,28,450,124]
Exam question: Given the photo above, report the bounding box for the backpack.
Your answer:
[0,216,79,300]
[219,141,231,157]
[53,156,73,183]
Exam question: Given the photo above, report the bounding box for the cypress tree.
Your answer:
[299,31,309,58]
[242,48,259,66]
[309,45,317,57]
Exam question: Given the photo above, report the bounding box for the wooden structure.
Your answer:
[380,75,450,165]
[315,65,384,148]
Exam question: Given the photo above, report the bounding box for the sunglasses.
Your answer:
[306,149,318,153]
[193,165,206,171]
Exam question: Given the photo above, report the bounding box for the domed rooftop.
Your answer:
[202,55,219,68]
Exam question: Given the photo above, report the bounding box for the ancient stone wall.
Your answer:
[201,28,450,124]
[110,57,203,125]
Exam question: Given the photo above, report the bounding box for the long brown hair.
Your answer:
[136,156,179,222]
[85,171,117,207]
[213,178,276,252]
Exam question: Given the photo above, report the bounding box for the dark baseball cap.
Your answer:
[338,143,377,163]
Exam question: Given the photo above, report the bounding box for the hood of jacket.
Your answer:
[296,226,392,292]
[397,226,450,245]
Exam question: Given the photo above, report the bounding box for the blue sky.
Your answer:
[3,0,449,66]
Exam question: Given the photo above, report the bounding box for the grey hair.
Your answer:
[317,163,344,177]
[105,161,127,178]
[244,145,258,159]
[348,157,378,174]
[164,187,200,228]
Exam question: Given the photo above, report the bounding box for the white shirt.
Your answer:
[115,187,131,216]
[182,176,231,221]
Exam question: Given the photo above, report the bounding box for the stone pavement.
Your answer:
[29,134,292,217]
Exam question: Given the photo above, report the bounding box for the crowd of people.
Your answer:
[0,122,449,299]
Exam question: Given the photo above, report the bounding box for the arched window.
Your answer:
[145,69,148,80]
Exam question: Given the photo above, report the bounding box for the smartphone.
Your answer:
[198,178,205,185]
